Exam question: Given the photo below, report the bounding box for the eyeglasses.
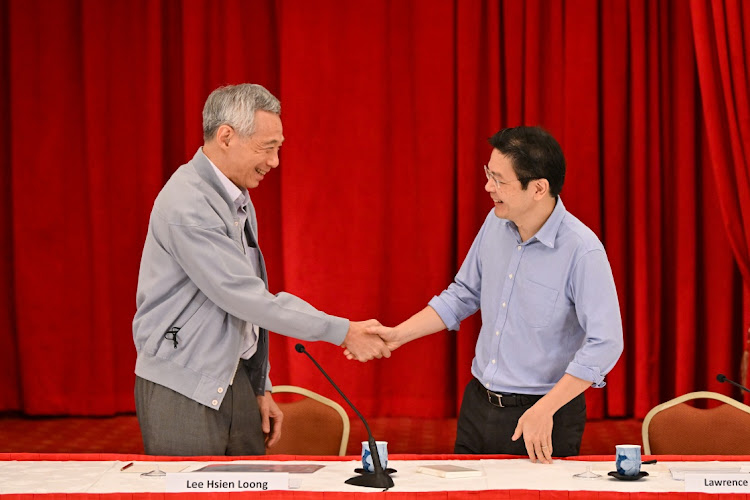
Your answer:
[483,165,536,189]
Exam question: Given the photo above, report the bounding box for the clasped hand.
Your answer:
[341,321,402,362]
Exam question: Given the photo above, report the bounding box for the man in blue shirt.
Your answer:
[362,126,623,463]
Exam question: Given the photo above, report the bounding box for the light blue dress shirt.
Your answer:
[428,198,623,395]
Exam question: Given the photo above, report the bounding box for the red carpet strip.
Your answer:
[0,414,641,456]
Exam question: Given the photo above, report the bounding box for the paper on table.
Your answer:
[670,466,742,480]
[416,464,483,478]
[195,463,324,473]
[120,463,190,473]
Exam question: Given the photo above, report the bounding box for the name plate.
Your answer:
[685,473,750,493]
[166,472,289,492]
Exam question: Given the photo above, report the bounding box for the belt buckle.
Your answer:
[488,390,503,407]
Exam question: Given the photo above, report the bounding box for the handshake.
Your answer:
[340,319,402,362]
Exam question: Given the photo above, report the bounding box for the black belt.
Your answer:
[484,388,543,408]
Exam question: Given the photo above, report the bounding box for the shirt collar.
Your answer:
[532,197,566,248]
[499,196,566,248]
[204,149,249,213]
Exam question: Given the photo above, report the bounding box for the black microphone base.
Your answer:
[345,471,395,489]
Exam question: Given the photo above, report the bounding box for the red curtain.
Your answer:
[691,0,750,395]
[0,0,745,420]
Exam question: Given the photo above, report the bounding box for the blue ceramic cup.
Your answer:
[361,441,388,473]
[615,444,641,476]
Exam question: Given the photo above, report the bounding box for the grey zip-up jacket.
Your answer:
[133,148,349,409]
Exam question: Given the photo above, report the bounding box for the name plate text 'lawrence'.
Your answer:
[685,473,750,493]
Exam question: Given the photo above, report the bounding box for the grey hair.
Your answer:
[202,84,281,141]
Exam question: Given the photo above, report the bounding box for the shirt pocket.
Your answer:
[514,277,559,328]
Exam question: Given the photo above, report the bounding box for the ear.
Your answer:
[215,125,235,148]
[532,178,550,200]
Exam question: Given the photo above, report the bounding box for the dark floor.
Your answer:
[0,413,641,456]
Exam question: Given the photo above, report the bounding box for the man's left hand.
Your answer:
[257,392,283,448]
[511,405,554,464]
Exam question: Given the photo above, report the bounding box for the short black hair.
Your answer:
[488,126,566,196]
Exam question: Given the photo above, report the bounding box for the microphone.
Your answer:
[716,374,750,393]
[294,343,394,489]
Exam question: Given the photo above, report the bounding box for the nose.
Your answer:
[267,150,280,168]
[485,177,495,193]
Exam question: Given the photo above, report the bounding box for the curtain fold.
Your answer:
[0,0,20,411]
[0,0,745,420]
[690,0,750,393]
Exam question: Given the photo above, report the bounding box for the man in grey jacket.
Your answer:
[133,83,390,456]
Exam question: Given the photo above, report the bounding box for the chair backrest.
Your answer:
[642,391,750,454]
[266,385,350,456]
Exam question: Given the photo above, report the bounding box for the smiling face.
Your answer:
[220,110,284,190]
[485,148,537,223]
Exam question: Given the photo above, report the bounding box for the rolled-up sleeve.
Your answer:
[565,249,624,387]
[427,221,486,331]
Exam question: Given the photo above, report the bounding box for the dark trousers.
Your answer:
[135,365,265,456]
[454,378,586,456]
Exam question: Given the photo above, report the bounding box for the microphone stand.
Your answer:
[295,344,394,489]
[716,374,750,393]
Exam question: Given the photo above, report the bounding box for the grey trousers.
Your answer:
[135,365,265,456]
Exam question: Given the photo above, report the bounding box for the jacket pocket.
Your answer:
[154,297,212,355]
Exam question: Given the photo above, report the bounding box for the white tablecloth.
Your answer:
[1,458,745,494]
